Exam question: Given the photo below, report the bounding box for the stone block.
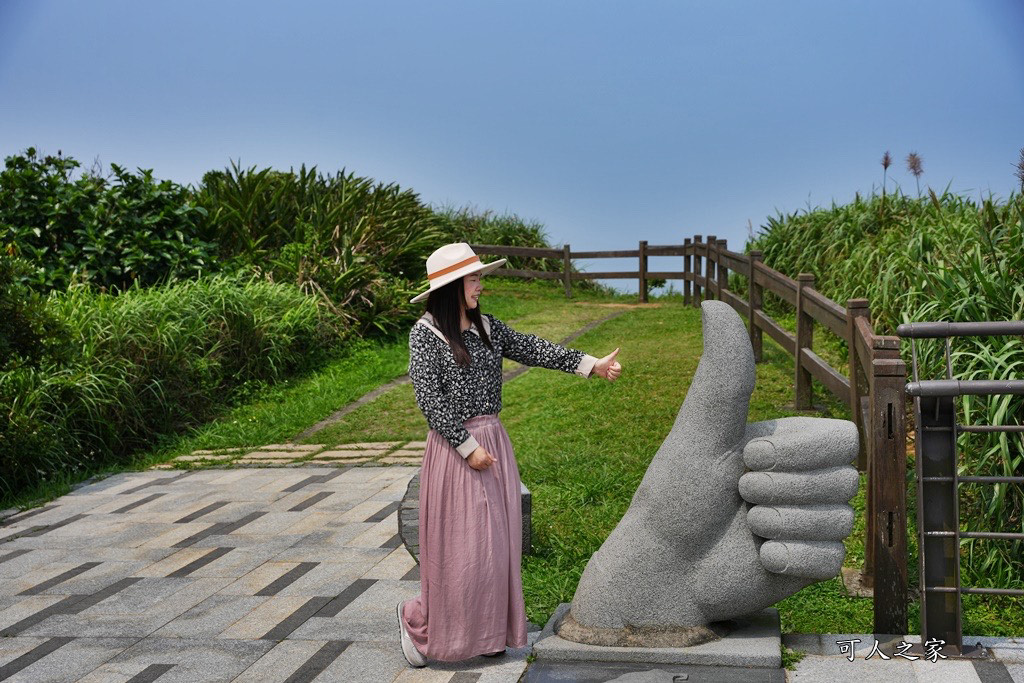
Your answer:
[533,603,782,668]
[239,451,302,460]
[101,637,274,681]
[175,454,237,462]
[230,639,330,682]
[379,456,422,465]
[152,594,268,639]
[258,444,323,452]
[344,442,403,450]
[2,636,138,682]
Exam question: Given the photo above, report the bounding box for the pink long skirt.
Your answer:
[399,413,528,661]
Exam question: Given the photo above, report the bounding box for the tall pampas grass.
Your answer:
[906,152,924,197]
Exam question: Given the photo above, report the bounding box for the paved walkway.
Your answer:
[0,449,537,682]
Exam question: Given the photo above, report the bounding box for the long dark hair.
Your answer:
[425,276,493,367]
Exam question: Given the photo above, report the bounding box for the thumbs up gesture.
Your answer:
[559,301,859,645]
[593,347,622,381]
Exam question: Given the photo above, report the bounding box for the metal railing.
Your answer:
[898,320,1024,656]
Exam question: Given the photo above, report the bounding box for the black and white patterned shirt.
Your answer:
[408,312,598,458]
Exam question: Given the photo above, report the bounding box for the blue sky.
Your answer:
[2,1,1022,291]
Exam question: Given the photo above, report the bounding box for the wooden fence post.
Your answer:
[795,273,815,409]
[683,238,692,305]
[705,235,717,300]
[716,239,728,299]
[846,299,870,471]
[748,250,763,362]
[563,244,572,299]
[639,240,648,303]
[870,351,909,637]
[693,236,703,305]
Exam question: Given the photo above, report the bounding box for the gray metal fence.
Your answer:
[898,320,1024,656]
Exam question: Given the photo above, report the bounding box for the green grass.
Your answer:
[781,645,807,670]
[2,336,410,510]
[306,279,638,446]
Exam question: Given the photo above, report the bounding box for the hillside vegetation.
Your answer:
[0,148,600,503]
[749,188,1023,594]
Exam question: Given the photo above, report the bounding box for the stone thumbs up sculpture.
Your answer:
[558,300,859,647]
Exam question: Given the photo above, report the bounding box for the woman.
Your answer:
[396,242,622,667]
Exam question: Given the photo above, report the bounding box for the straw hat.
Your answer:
[410,243,507,303]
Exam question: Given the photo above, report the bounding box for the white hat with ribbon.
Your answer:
[410,243,507,303]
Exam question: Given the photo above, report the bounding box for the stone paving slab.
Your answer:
[381,456,425,465]
[0,636,139,683]
[257,444,325,452]
[235,458,296,465]
[175,454,237,462]
[315,448,388,458]
[93,637,275,682]
[239,451,303,460]
[152,594,269,639]
[0,463,543,680]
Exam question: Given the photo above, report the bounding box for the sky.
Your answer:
[1,0,1022,292]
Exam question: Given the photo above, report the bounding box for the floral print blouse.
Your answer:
[408,311,598,457]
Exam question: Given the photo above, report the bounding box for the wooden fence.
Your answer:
[472,239,910,636]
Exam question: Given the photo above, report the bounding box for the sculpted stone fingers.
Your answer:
[743,418,858,472]
[738,467,859,505]
[759,540,846,580]
[746,504,854,541]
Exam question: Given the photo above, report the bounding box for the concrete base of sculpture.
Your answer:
[532,603,782,668]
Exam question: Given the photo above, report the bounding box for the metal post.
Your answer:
[915,337,962,651]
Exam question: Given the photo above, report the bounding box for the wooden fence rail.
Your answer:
[471,239,909,636]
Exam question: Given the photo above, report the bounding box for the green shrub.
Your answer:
[0,272,344,500]
[195,162,445,336]
[0,148,214,294]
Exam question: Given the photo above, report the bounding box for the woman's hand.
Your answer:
[468,446,498,471]
[593,348,622,381]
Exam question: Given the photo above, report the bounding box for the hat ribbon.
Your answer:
[427,255,480,280]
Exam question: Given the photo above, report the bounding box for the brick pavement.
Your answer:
[0,448,537,682]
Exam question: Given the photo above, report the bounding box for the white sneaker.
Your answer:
[397,601,427,667]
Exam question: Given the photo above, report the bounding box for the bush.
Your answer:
[0,148,214,294]
[0,272,344,501]
[195,162,445,336]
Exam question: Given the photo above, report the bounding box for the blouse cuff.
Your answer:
[456,434,480,459]
[575,353,599,379]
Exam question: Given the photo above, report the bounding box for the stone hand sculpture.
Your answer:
[558,300,859,647]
